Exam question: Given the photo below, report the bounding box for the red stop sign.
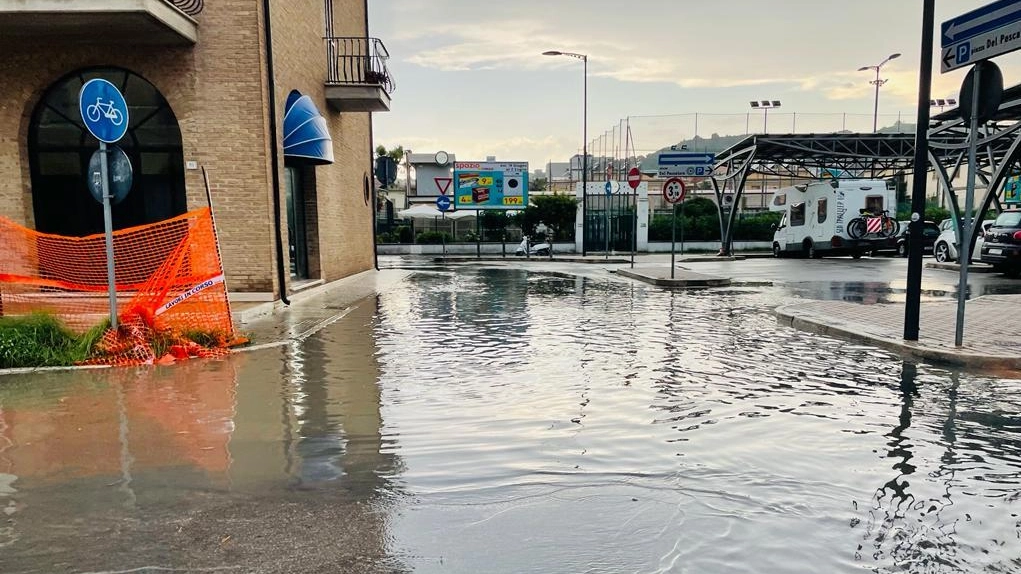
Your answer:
[627,167,642,190]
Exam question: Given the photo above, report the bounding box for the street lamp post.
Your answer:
[749,100,781,133]
[543,50,588,256]
[930,97,958,114]
[858,53,901,133]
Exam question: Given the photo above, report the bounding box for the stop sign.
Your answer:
[627,167,642,190]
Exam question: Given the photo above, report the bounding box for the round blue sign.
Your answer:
[436,195,452,212]
[79,78,129,143]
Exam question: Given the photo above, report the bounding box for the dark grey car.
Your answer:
[980,210,1021,276]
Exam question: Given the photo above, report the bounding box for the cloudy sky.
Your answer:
[369,0,1021,170]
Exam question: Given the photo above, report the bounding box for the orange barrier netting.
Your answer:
[0,207,244,365]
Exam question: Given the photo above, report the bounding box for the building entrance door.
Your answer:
[285,166,309,280]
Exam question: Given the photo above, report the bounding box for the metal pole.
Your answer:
[476,210,481,259]
[582,56,588,257]
[631,186,636,269]
[873,67,881,133]
[904,0,934,342]
[604,192,610,260]
[441,214,446,258]
[671,203,677,279]
[956,64,982,347]
[100,141,118,331]
[680,199,686,258]
[629,117,636,269]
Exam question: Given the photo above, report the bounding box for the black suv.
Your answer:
[980,210,1021,277]
[895,221,940,257]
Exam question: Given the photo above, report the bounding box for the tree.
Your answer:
[529,177,548,192]
[375,144,405,164]
[525,194,578,241]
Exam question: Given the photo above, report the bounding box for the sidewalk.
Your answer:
[615,267,731,288]
[776,295,1021,371]
[237,269,411,348]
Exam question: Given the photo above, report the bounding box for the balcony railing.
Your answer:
[325,37,395,94]
[167,0,203,16]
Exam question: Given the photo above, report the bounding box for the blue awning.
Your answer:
[283,90,334,165]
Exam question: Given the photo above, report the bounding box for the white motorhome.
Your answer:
[769,179,898,258]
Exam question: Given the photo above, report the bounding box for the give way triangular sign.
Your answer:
[435,177,452,195]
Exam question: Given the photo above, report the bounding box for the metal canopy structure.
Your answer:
[926,83,1021,259]
[709,87,1021,255]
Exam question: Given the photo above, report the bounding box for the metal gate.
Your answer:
[584,191,635,253]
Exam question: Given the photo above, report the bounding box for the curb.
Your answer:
[774,306,1021,371]
[925,262,997,273]
[615,268,732,288]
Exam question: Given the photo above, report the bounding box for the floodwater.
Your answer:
[2,267,1021,573]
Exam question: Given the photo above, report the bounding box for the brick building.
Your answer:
[0,0,391,301]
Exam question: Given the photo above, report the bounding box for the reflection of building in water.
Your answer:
[0,361,237,492]
[229,300,397,494]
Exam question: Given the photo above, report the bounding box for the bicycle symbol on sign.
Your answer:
[86,97,125,126]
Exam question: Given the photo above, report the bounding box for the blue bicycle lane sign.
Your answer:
[79,79,129,143]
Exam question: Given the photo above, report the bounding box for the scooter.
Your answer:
[515,235,552,257]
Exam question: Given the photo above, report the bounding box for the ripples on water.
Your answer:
[0,267,1019,573]
[373,269,1021,573]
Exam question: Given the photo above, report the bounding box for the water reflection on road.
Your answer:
[0,267,1019,573]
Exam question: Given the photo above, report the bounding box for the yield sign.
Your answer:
[435,177,452,195]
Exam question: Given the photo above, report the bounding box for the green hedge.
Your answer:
[415,231,453,244]
[649,201,781,242]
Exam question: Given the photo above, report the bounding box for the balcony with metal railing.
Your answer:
[0,0,200,46]
[324,37,394,113]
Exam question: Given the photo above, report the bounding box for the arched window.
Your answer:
[28,67,186,236]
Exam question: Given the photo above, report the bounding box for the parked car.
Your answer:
[893,221,941,257]
[870,221,911,255]
[979,209,1021,276]
[933,218,994,263]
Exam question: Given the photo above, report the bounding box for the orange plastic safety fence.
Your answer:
[0,208,243,365]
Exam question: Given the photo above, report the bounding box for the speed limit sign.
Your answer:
[663,177,686,204]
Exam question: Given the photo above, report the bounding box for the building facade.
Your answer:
[0,0,391,301]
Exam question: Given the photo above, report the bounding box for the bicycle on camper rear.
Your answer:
[847,209,900,239]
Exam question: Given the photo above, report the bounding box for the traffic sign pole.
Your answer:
[79,79,129,333]
[605,195,610,260]
[662,177,687,279]
[100,142,117,331]
[956,63,983,347]
[671,203,677,279]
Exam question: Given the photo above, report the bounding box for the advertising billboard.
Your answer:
[1006,175,1021,205]
[452,161,529,209]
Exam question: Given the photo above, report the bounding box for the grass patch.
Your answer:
[0,313,103,369]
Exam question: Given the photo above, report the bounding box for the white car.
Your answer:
[933,219,994,263]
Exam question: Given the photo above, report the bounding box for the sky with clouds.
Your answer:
[369,0,1021,170]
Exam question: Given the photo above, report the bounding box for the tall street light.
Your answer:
[858,52,901,133]
[543,50,588,256]
[749,100,781,133]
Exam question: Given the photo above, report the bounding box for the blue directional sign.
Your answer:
[79,79,129,143]
[436,195,451,212]
[941,0,1021,73]
[604,181,620,196]
[657,152,715,177]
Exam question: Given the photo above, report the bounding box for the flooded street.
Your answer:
[2,266,1021,573]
